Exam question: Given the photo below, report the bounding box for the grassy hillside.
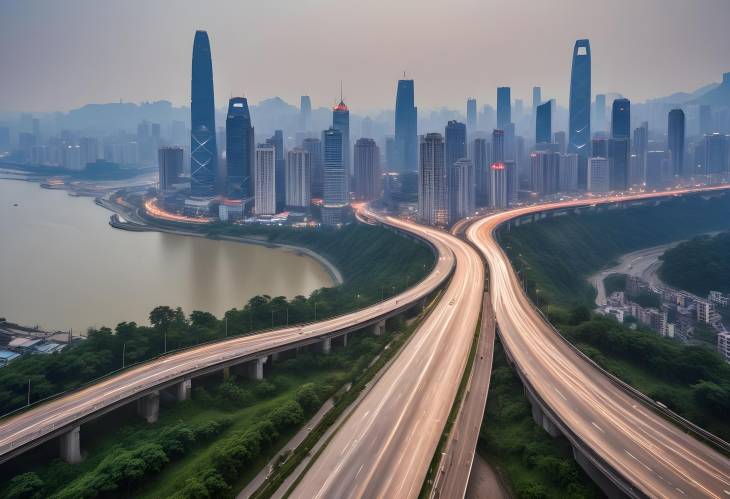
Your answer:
[660,232,730,296]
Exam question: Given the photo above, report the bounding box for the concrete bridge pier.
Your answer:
[572,446,629,499]
[372,320,386,336]
[342,333,348,347]
[525,387,561,438]
[137,391,160,423]
[247,356,268,380]
[176,379,191,401]
[321,338,332,354]
[60,426,82,464]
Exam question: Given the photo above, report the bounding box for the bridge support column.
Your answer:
[137,391,159,423]
[572,446,627,499]
[342,333,348,347]
[176,379,191,401]
[60,426,82,464]
[321,338,331,354]
[526,387,560,438]
[222,367,231,380]
[372,320,386,336]
[247,356,267,380]
[271,352,280,362]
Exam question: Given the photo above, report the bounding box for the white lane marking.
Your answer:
[675,487,686,495]
[354,464,364,479]
[554,387,567,401]
[591,422,605,433]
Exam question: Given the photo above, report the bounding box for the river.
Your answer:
[0,179,335,333]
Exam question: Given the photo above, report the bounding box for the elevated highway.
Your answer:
[468,187,730,498]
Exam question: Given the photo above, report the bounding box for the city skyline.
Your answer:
[2,0,730,113]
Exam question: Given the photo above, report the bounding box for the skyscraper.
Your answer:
[588,157,609,193]
[190,30,218,197]
[395,79,418,172]
[225,97,254,196]
[354,138,381,200]
[632,124,648,186]
[322,127,348,225]
[266,130,286,210]
[285,148,311,209]
[532,87,542,120]
[536,100,552,145]
[610,98,631,190]
[473,138,491,207]
[254,145,276,215]
[700,105,712,135]
[568,38,591,189]
[158,146,183,192]
[705,133,728,177]
[332,99,351,176]
[668,109,685,176]
[492,129,505,162]
[418,133,447,226]
[497,87,511,129]
[466,98,477,133]
[450,158,475,222]
[595,94,606,132]
[490,162,507,209]
[559,153,579,192]
[303,138,323,197]
[300,96,312,131]
[529,151,560,196]
[445,121,467,169]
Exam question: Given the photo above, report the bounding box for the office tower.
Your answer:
[705,133,729,177]
[473,138,491,206]
[611,99,631,139]
[497,87,511,129]
[646,150,670,189]
[536,100,552,145]
[285,148,311,208]
[332,99,350,176]
[418,133,448,226]
[446,123,466,220]
[466,98,477,133]
[700,105,712,135]
[303,138,323,197]
[254,145,276,215]
[354,138,381,200]
[668,109,685,176]
[503,123,516,161]
[490,162,507,208]
[554,131,566,154]
[190,30,218,197]
[492,129,505,162]
[569,39,591,159]
[632,125,648,185]
[450,158,475,222]
[225,97,254,196]
[322,127,348,225]
[559,153,579,192]
[158,146,184,192]
[532,87,542,119]
[62,145,82,170]
[504,160,518,204]
[608,139,630,191]
[300,96,312,131]
[588,157,609,193]
[592,137,608,158]
[595,94,606,132]
[266,130,286,210]
[395,79,418,172]
[529,151,560,195]
[79,137,99,167]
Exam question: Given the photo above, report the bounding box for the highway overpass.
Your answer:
[0,209,455,465]
[468,186,730,498]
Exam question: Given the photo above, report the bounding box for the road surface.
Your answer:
[468,188,730,498]
[0,209,455,464]
[291,217,484,499]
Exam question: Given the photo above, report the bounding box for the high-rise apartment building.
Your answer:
[632,124,648,186]
[254,145,276,215]
[303,138,323,197]
[285,148,311,209]
[418,133,447,226]
[497,87,511,129]
[225,97,254,196]
[190,30,218,197]
[466,98,477,133]
[559,153,579,192]
[473,138,491,206]
[536,100,552,145]
[530,151,560,195]
[668,109,685,176]
[354,138,381,200]
[322,127,348,225]
[158,146,184,192]
[588,157,609,193]
[450,158,475,222]
[490,162,508,209]
[492,129,505,162]
[266,130,286,210]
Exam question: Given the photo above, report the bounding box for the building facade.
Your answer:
[285,148,311,209]
[254,145,276,215]
[354,138,381,200]
[418,133,448,226]
[190,30,219,197]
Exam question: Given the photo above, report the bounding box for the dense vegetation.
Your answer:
[660,232,730,296]
[0,223,434,416]
[1,328,406,498]
[498,192,730,441]
[501,193,730,306]
[478,340,603,498]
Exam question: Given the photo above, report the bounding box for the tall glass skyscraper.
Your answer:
[225,97,254,197]
[466,98,477,133]
[332,100,350,176]
[418,133,447,226]
[395,79,418,172]
[536,100,552,144]
[609,98,631,191]
[668,109,685,176]
[322,127,347,225]
[300,96,312,131]
[497,87,511,129]
[445,120,467,224]
[568,39,591,159]
[611,98,631,139]
[190,30,218,197]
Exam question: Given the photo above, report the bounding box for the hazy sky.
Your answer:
[2,0,730,114]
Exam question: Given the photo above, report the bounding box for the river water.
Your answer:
[0,179,335,333]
